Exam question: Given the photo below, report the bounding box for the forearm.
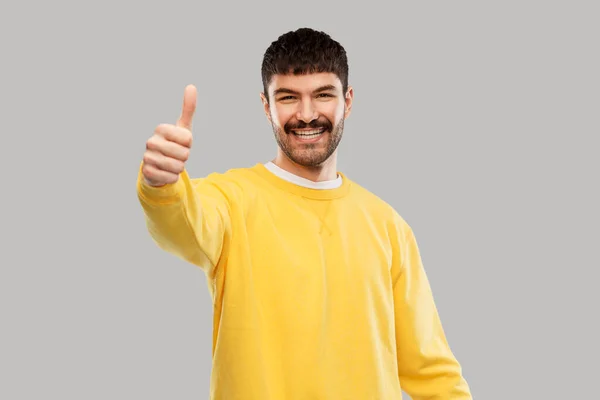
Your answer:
[392,220,472,399]
[136,165,223,273]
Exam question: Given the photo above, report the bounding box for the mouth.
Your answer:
[290,127,327,140]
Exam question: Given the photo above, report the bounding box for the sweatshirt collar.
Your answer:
[251,162,352,200]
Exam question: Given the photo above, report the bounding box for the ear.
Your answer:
[260,92,272,123]
[344,86,354,119]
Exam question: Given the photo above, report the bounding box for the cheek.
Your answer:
[322,103,344,122]
[271,106,293,128]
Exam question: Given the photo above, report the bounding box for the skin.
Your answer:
[142,85,196,187]
[260,72,354,182]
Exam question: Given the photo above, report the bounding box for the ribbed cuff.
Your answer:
[136,162,185,204]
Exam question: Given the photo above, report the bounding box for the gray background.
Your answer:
[1,1,598,399]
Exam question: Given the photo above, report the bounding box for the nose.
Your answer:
[296,99,318,123]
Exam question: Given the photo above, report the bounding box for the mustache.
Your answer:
[285,118,332,132]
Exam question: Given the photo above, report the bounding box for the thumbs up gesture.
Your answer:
[142,85,197,187]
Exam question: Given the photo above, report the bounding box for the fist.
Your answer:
[142,84,197,187]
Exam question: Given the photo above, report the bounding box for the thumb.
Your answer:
[176,84,197,130]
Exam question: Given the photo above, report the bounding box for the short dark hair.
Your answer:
[261,27,349,103]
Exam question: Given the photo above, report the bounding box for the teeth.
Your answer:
[293,128,324,136]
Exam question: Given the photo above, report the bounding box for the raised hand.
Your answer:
[142,84,197,187]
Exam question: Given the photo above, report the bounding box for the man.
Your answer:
[137,27,472,399]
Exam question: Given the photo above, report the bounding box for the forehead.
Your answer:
[269,72,342,94]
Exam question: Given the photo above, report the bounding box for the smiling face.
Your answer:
[261,72,353,168]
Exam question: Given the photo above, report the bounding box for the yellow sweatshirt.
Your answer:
[136,162,472,400]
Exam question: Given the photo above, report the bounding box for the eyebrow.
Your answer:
[273,84,338,97]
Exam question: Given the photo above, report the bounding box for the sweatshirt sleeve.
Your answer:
[391,216,472,399]
[136,162,232,278]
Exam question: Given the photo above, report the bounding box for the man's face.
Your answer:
[261,72,353,168]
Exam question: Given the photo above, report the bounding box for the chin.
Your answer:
[291,152,330,168]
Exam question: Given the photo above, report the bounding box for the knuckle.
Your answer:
[165,173,177,184]
[142,151,153,164]
[152,139,165,153]
[185,130,193,143]
[146,136,157,149]
[142,163,153,177]
[155,123,172,136]
[170,158,183,173]
[176,127,192,146]
[182,148,190,161]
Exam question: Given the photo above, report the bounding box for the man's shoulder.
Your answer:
[345,176,407,224]
[187,163,268,199]
[190,163,262,183]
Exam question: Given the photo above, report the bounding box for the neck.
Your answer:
[272,151,338,182]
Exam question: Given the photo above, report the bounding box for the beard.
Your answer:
[271,116,345,168]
